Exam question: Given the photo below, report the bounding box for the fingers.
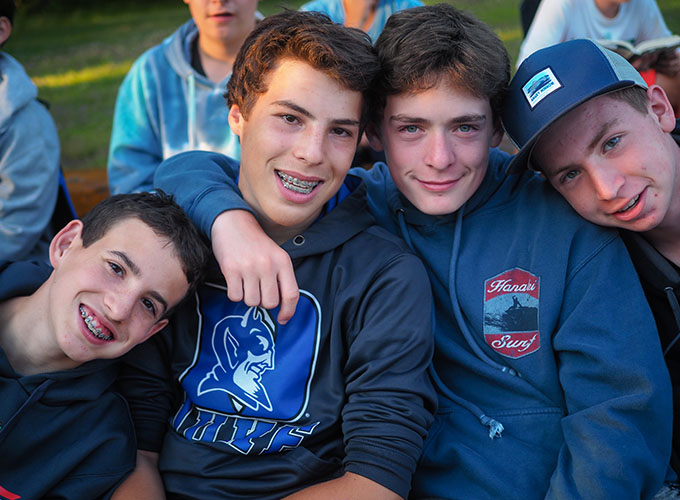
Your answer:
[218,248,300,325]
[276,263,300,325]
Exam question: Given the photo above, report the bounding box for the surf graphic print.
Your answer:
[483,268,540,359]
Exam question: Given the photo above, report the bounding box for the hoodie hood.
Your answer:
[164,19,203,81]
[0,52,38,131]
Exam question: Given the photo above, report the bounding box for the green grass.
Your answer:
[5,0,680,172]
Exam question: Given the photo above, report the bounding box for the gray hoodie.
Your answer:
[0,51,60,261]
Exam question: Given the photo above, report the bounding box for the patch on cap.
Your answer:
[522,68,561,109]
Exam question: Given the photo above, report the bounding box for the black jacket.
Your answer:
[620,119,680,476]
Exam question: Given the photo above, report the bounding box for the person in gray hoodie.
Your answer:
[0,0,60,261]
[108,0,259,195]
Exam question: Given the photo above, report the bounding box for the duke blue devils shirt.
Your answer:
[119,156,437,499]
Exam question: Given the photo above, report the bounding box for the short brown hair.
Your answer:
[370,3,510,125]
[226,10,379,130]
[607,86,649,115]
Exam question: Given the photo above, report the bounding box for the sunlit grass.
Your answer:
[32,61,132,89]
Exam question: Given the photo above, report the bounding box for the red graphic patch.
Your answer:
[483,268,540,359]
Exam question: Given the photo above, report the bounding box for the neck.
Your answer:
[197,41,237,83]
[594,0,621,18]
[260,216,317,246]
[342,0,377,31]
[0,282,76,376]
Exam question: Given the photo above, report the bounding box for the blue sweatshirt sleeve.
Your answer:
[108,53,165,194]
[339,244,437,497]
[547,234,673,498]
[154,150,252,237]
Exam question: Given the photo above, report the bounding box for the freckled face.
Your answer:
[49,218,189,367]
[533,89,680,235]
[372,82,503,216]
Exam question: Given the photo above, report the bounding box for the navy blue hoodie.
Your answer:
[0,261,136,499]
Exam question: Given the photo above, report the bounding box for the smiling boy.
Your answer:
[0,191,208,499]
[166,5,675,499]
[503,37,680,483]
[114,10,435,500]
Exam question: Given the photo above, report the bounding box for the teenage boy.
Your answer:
[0,191,208,499]
[160,4,675,499]
[503,37,680,483]
[108,0,260,194]
[114,10,436,500]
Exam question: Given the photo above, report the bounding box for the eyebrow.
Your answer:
[542,118,619,178]
[389,113,487,126]
[110,250,169,314]
[272,100,360,127]
[587,118,618,151]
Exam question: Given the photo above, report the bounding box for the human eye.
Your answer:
[108,261,124,276]
[281,114,299,125]
[457,123,480,134]
[603,136,620,153]
[331,127,353,138]
[560,169,580,184]
[141,297,158,317]
[400,124,419,134]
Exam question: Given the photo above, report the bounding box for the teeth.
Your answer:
[79,305,113,341]
[617,194,640,213]
[276,171,319,194]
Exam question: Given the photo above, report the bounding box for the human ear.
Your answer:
[365,122,384,151]
[0,17,12,46]
[647,84,677,133]
[48,219,84,268]
[228,104,245,138]
[143,318,169,343]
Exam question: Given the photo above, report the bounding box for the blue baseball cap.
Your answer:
[502,39,648,173]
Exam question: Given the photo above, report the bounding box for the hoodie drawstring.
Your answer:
[449,207,519,377]
[395,207,506,439]
[187,72,196,149]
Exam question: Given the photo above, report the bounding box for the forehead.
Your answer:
[255,58,361,108]
[384,81,491,118]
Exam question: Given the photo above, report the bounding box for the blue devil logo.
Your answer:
[198,306,277,412]
[179,285,321,422]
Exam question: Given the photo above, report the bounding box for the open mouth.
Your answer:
[616,193,641,214]
[79,305,114,341]
[276,171,320,195]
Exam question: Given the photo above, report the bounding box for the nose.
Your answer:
[103,288,137,322]
[424,130,454,170]
[589,163,625,201]
[293,127,325,166]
